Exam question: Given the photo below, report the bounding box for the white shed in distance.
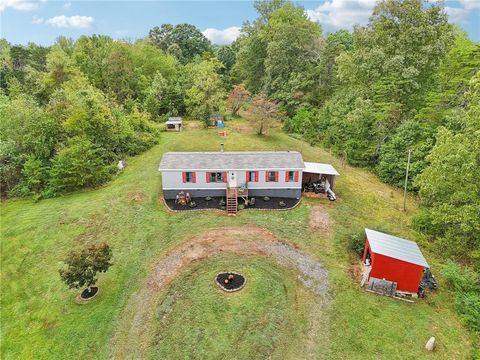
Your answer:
[165,117,183,132]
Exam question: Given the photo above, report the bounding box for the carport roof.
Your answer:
[365,228,429,268]
[304,162,339,176]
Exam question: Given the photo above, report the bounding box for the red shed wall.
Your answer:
[362,239,425,293]
[371,254,424,293]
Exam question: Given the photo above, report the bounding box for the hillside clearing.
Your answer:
[1,119,472,359]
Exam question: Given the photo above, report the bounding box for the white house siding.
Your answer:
[161,170,302,199]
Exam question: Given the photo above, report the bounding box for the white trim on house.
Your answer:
[162,186,301,190]
[160,168,302,172]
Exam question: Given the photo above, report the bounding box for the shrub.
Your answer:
[441,261,480,332]
[219,199,226,206]
[283,107,315,134]
[350,232,365,256]
[263,196,270,201]
[205,196,212,201]
[189,201,197,208]
[279,201,286,207]
[48,137,115,195]
[238,204,245,210]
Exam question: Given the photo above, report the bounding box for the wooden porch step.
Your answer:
[226,186,238,214]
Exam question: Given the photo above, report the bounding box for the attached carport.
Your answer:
[303,162,339,190]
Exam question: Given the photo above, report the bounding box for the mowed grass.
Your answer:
[0,117,473,359]
[151,256,313,360]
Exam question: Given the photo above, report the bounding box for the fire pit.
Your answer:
[215,272,246,292]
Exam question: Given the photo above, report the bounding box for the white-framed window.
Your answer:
[287,171,295,182]
[183,171,196,183]
[266,171,277,182]
[248,171,257,182]
[209,172,224,183]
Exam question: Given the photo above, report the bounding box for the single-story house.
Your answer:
[362,228,429,295]
[159,151,304,200]
[165,117,183,132]
[158,150,339,213]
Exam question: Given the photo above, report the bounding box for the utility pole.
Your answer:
[403,149,412,212]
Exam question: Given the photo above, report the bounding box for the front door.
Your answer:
[228,171,237,188]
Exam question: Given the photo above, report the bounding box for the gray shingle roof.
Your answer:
[159,151,304,171]
[365,228,429,268]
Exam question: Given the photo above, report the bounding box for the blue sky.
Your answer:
[1,0,479,46]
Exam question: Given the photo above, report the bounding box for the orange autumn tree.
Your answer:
[249,94,284,135]
[227,84,251,116]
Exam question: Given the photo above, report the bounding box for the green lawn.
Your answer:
[1,118,473,359]
[150,256,314,360]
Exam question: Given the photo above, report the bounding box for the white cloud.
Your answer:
[444,0,480,23]
[445,6,469,23]
[202,26,241,45]
[458,0,480,11]
[306,0,480,32]
[45,15,94,29]
[0,0,46,12]
[306,0,377,31]
[31,14,43,24]
[62,1,71,9]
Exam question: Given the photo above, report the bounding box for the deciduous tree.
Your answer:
[148,23,211,63]
[59,242,113,296]
[227,84,250,116]
[249,94,283,135]
[185,58,226,126]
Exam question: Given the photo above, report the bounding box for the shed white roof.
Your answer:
[166,117,182,125]
[365,228,429,268]
[304,162,339,176]
[159,151,304,171]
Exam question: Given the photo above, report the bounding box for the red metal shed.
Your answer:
[362,229,429,294]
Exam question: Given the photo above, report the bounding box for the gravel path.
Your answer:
[111,226,329,359]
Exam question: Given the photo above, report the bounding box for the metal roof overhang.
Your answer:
[303,162,340,176]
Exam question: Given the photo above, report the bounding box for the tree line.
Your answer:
[0,27,229,198]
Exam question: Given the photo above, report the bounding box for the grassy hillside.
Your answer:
[1,118,472,359]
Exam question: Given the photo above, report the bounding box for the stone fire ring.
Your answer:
[215,272,246,292]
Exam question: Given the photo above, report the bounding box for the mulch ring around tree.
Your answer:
[164,196,300,211]
[76,287,99,303]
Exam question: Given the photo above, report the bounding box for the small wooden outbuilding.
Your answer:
[165,117,183,132]
[362,229,429,295]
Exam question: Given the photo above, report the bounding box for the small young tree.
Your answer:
[59,242,113,298]
[227,84,251,116]
[249,95,283,135]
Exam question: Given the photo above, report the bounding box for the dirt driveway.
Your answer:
[309,205,332,233]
